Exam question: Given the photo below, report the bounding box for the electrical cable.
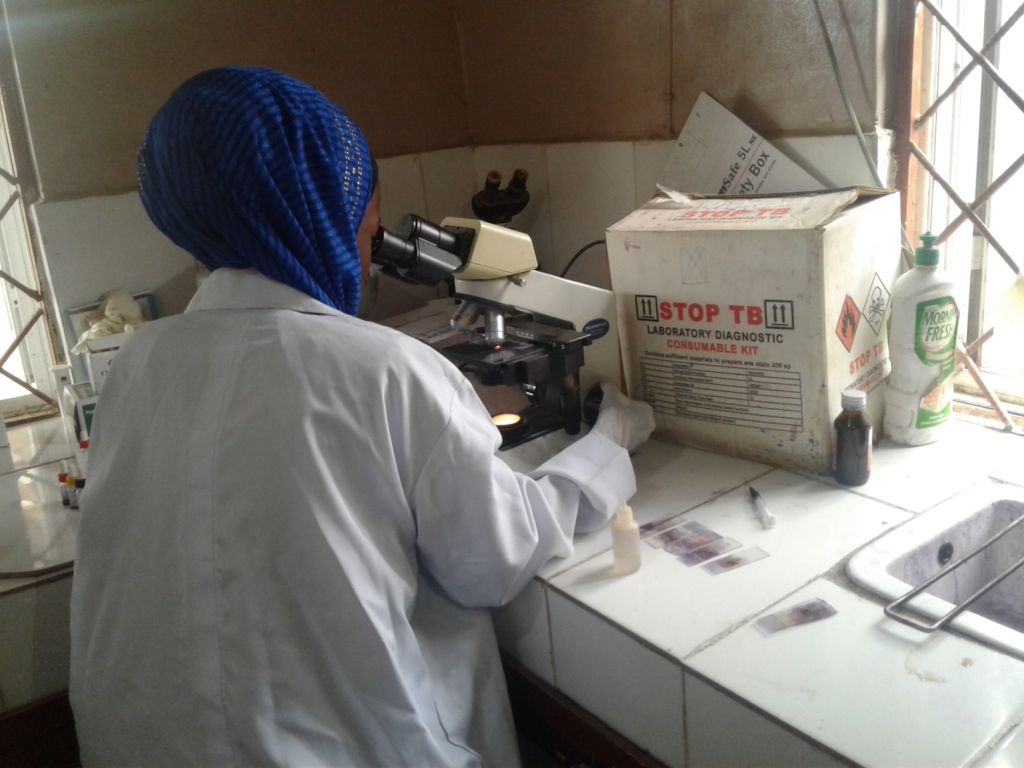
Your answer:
[810,0,884,189]
[811,0,916,266]
[559,239,606,278]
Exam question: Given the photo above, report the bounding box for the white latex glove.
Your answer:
[592,382,655,452]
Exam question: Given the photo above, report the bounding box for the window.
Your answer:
[899,0,1024,416]
[0,14,63,420]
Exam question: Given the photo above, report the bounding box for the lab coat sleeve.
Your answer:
[528,431,637,533]
[411,381,636,608]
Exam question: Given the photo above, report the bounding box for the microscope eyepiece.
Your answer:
[370,214,472,286]
[371,226,416,269]
[394,214,460,255]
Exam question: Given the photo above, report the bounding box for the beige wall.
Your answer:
[5,0,895,203]
[5,0,469,201]
[671,0,894,136]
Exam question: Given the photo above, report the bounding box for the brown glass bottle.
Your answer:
[833,389,872,486]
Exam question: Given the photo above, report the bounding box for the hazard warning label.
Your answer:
[862,273,891,335]
[835,294,861,352]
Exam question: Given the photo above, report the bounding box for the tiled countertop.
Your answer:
[4,414,1024,766]
[0,417,78,712]
[0,418,79,591]
[496,417,1024,767]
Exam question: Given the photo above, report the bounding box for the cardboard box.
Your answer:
[658,92,824,196]
[606,187,901,473]
[81,333,125,393]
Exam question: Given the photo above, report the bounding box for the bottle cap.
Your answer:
[915,232,940,267]
[841,388,867,410]
[616,504,635,524]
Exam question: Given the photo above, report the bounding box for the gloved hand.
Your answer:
[592,382,655,452]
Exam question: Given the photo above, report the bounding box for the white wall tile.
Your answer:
[546,143,636,290]
[633,140,675,206]
[491,580,554,685]
[377,154,428,230]
[34,193,197,380]
[472,145,554,271]
[686,673,846,768]
[34,193,196,315]
[549,590,685,768]
[774,131,895,190]
[420,147,477,222]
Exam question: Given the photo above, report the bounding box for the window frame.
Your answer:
[893,0,1024,419]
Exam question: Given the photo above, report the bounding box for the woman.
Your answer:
[70,67,652,767]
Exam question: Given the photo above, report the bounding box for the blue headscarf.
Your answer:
[137,67,374,315]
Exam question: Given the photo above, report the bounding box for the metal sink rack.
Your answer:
[884,508,1024,634]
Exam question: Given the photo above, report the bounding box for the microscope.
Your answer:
[371,214,620,448]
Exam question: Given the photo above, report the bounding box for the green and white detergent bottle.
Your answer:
[883,233,959,445]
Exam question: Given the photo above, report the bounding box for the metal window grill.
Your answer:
[0,8,61,413]
[894,0,1024,427]
[0,147,53,408]
[909,0,1022,279]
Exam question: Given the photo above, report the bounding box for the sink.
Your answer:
[847,483,1024,659]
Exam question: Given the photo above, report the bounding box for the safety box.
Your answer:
[606,187,902,474]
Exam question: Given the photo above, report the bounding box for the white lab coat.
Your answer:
[70,268,636,767]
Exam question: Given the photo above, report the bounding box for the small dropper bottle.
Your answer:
[612,503,641,575]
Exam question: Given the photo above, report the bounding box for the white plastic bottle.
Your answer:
[612,503,641,575]
[884,233,959,445]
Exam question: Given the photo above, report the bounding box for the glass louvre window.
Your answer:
[0,16,61,419]
[0,113,55,415]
